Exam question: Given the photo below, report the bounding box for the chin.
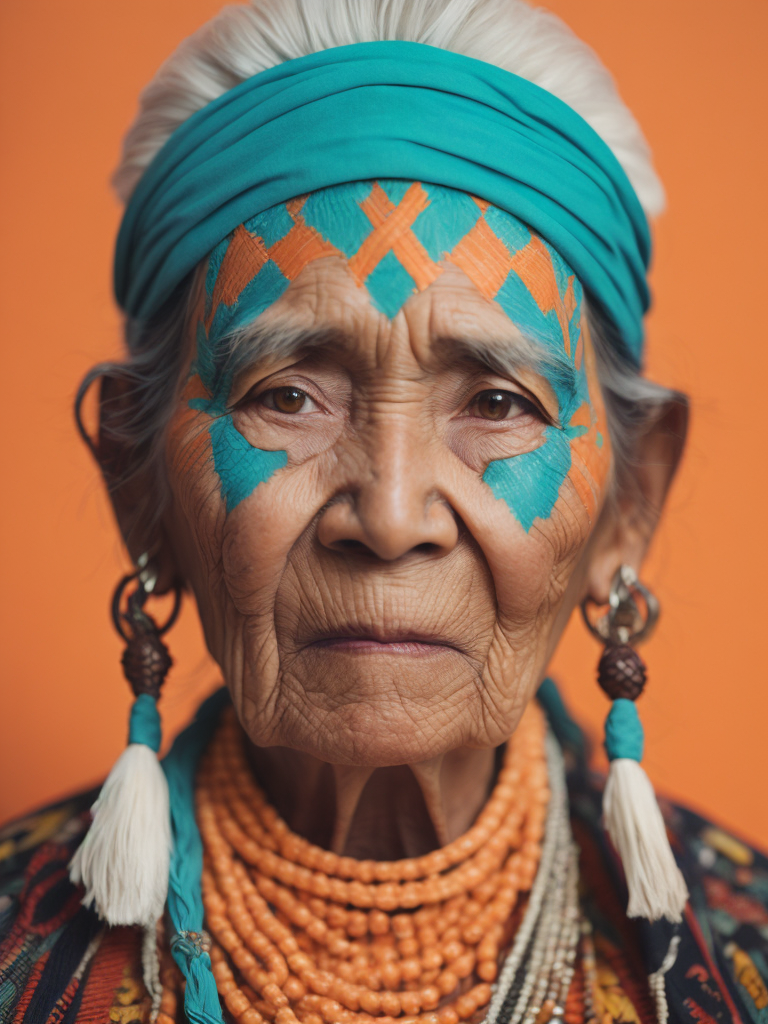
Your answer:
[247,648,487,766]
[288,707,473,767]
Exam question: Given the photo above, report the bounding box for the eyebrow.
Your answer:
[435,333,579,405]
[215,318,580,421]
[432,333,580,426]
[211,321,345,393]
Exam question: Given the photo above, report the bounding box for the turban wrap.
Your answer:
[114,40,652,364]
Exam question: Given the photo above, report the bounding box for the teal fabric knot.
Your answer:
[128,693,162,752]
[604,698,644,762]
[171,930,212,960]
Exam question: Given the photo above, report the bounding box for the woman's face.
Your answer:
[162,182,612,765]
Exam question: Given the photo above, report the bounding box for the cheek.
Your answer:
[477,420,609,598]
[479,330,611,561]
[182,374,288,515]
[166,377,297,602]
[459,372,611,628]
[481,426,572,533]
[205,416,286,513]
[217,466,322,614]
[444,465,558,630]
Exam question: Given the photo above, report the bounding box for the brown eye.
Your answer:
[474,390,518,421]
[271,387,308,414]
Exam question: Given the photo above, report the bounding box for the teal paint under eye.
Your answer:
[596,431,604,448]
[483,422,588,532]
[190,398,287,513]
[483,426,571,532]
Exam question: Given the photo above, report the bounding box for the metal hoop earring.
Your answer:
[580,565,659,700]
[112,552,182,700]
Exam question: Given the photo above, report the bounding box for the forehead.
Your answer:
[201,179,583,365]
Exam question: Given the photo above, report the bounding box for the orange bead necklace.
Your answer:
[192,702,550,1024]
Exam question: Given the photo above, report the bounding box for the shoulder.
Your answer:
[667,802,768,1023]
[0,791,156,1023]
[539,679,768,1022]
[571,766,768,1024]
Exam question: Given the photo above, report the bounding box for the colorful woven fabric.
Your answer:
[2,685,766,1023]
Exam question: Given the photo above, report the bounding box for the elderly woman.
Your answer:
[1,1,766,1022]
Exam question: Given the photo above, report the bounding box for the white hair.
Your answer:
[113,0,664,217]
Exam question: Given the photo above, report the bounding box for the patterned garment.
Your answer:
[1,689,766,1024]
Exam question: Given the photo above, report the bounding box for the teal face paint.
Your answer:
[482,423,588,533]
[474,226,599,533]
[191,291,288,514]
[188,396,287,513]
[191,178,602,520]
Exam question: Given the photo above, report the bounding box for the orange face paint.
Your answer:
[190,178,605,526]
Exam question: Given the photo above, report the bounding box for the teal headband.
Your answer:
[115,40,651,363]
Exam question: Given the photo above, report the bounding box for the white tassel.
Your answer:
[69,738,171,927]
[604,758,688,923]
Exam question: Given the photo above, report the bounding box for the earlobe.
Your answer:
[584,394,689,605]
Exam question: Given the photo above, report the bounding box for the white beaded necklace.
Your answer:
[485,732,671,1024]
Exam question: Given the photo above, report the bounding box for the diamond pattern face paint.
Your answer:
[185,178,607,525]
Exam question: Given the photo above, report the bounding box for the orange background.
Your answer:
[1,1,766,847]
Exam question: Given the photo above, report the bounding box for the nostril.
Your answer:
[330,538,445,559]
[332,538,372,554]
[317,495,461,561]
[413,542,441,556]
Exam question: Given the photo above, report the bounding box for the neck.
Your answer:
[246,743,497,859]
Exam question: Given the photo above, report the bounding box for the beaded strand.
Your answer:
[192,703,549,1024]
[157,702,614,1024]
[484,733,569,1024]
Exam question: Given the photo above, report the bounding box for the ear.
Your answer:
[87,370,181,593]
[586,394,689,604]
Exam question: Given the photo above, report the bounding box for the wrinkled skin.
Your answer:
[107,257,683,856]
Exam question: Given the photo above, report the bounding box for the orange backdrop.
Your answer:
[1,0,766,848]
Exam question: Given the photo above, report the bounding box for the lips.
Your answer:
[302,627,466,656]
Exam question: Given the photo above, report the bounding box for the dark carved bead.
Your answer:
[597,643,647,701]
[121,628,173,700]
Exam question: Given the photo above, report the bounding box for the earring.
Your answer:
[581,566,688,924]
[70,555,182,971]
[584,564,658,702]
[112,553,181,701]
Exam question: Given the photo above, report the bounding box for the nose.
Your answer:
[316,423,459,561]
